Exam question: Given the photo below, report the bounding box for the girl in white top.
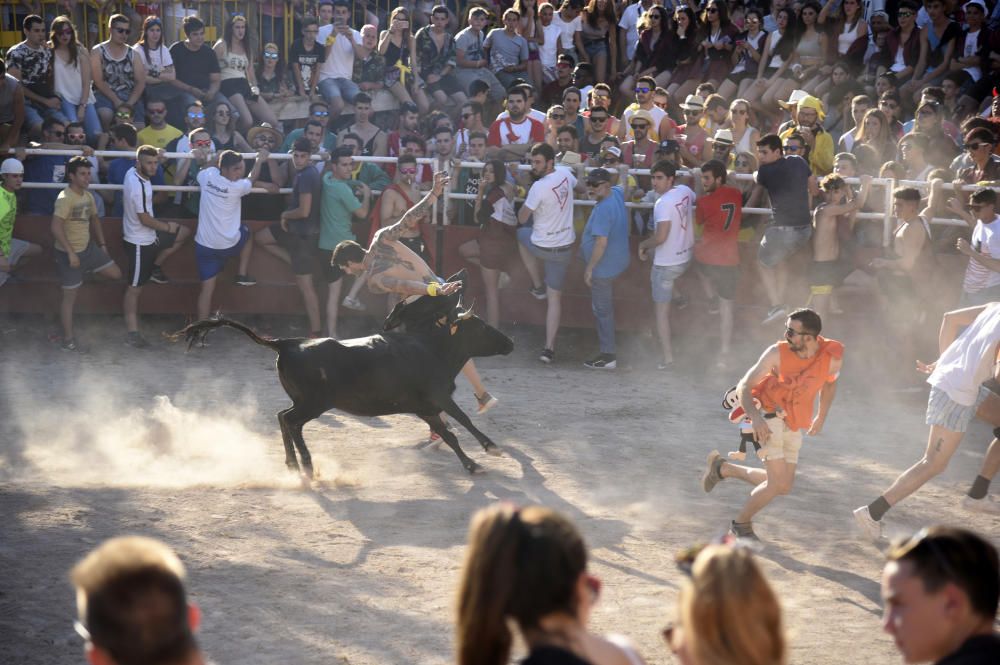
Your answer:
[729,98,759,155]
[214,14,279,133]
[812,0,867,98]
[49,16,101,140]
[133,16,177,105]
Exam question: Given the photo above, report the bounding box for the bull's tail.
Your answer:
[179,317,284,352]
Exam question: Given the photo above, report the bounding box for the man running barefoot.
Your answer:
[332,171,499,415]
[702,308,843,542]
[854,304,1000,541]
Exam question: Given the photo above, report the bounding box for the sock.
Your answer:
[868,496,891,521]
[968,475,991,500]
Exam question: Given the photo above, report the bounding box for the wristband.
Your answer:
[426,282,440,296]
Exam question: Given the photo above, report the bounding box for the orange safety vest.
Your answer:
[752,337,844,432]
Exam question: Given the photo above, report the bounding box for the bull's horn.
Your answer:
[457,308,474,320]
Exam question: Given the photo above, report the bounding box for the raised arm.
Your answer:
[380,171,449,241]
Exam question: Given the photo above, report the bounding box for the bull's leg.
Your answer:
[277,407,300,472]
[438,397,502,457]
[279,403,328,479]
[420,413,483,474]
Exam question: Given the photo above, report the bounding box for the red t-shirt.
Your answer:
[694,185,742,266]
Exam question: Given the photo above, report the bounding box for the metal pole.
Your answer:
[883,178,895,247]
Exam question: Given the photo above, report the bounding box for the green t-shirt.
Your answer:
[0,187,16,256]
[281,128,337,153]
[319,173,360,251]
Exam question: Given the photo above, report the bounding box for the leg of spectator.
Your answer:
[546,288,562,351]
[653,69,672,89]
[655,301,673,364]
[591,276,615,356]
[23,102,44,138]
[880,425,964,509]
[734,458,795,523]
[619,75,636,98]
[717,79,737,103]
[154,225,190,269]
[83,104,103,143]
[481,266,500,329]
[325,278,343,338]
[516,242,544,291]
[319,79,345,118]
[237,231,253,277]
[388,81,415,106]
[412,85,432,115]
[248,96,280,129]
[527,59,543,92]
[197,275,217,321]
[123,285,143,333]
[460,360,489,399]
[295,274,322,335]
[227,93,254,133]
[758,263,782,308]
[255,227,291,264]
[719,296,734,356]
[60,285,78,341]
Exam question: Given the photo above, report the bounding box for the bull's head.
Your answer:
[449,304,514,358]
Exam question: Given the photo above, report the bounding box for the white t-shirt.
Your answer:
[195,167,252,249]
[123,167,156,245]
[929,302,1000,405]
[963,29,982,81]
[550,12,581,50]
[618,2,645,60]
[539,22,561,67]
[132,42,173,76]
[962,215,1000,294]
[317,25,362,80]
[652,184,695,266]
[525,168,577,248]
[621,104,668,141]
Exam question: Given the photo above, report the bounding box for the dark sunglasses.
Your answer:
[635,86,651,94]
[784,144,801,152]
[550,113,565,119]
[264,52,280,59]
[631,122,648,130]
[707,6,719,12]
[114,26,131,35]
[965,142,990,150]
[590,116,608,122]
[146,19,162,27]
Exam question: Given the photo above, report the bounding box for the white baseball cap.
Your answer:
[0,158,23,175]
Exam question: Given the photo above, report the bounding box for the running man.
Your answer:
[331,171,498,414]
[702,308,843,541]
[854,304,1000,541]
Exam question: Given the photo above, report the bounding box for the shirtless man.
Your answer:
[809,174,871,322]
[702,308,843,542]
[332,171,498,415]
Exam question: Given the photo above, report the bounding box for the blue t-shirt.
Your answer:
[24,155,67,215]
[580,185,630,279]
[108,158,165,216]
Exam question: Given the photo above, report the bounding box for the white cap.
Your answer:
[964,0,987,11]
[0,158,23,175]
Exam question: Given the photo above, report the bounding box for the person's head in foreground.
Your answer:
[72,536,204,665]
[881,526,999,664]
[665,544,786,665]
[456,504,637,665]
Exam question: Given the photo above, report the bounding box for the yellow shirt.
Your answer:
[53,188,97,252]
[137,125,183,150]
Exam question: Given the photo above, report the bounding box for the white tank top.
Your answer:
[768,32,784,68]
[734,125,758,154]
[838,20,860,55]
[929,303,1000,405]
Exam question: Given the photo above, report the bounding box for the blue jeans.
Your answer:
[59,98,102,141]
[95,90,145,124]
[590,275,616,354]
[318,77,360,104]
[24,100,69,129]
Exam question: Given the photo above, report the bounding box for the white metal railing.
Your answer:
[10,149,985,246]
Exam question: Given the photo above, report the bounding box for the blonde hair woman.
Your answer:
[456,504,645,665]
[665,545,786,665]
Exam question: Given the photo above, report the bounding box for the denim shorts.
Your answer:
[925,385,989,433]
[517,226,573,291]
[651,262,689,303]
[758,225,811,268]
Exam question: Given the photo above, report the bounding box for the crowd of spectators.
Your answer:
[69,517,999,665]
[2,0,1000,359]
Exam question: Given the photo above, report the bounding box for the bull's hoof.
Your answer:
[483,442,503,457]
[466,462,485,474]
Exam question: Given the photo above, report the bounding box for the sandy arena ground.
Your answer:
[1,313,998,665]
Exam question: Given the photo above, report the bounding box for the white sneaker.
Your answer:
[961,495,1000,515]
[853,506,883,542]
[342,296,366,311]
[498,271,511,289]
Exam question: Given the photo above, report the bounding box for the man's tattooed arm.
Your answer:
[380,171,451,243]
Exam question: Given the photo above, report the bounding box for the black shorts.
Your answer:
[270,223,317,276]
[220,78,257,101]
[809,259,853,292]
[399,235,432,265]
[696,262,739,301]
[321,253,346,284]
[124,229,177,287]
[424,73,463,96]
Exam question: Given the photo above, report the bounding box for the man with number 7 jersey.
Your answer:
[695,159,744,365]
[638,159,695,370]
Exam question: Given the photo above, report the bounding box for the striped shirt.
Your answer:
[122,166,156,245]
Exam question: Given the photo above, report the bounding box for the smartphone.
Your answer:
[399,19,409,28]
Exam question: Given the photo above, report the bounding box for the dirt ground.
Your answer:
[1,310,998,665]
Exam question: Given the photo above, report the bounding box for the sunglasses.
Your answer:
[898,10,914,17]
[313,110,330,117]
[187,112,206,119]
[550,113,565,119]
[67,133,86,141]
[601,158,619,165]
[115,111,131,119]
[400,167,418,174]
[146,19,162,27]
[590,116,608,122]
[193,140,213,148]
[784,144,801,152]
[635,86,651,94]
[965,142,990,150]
[707,6,719,12]
[114,26,131,35]
[264,52,279,59]
[683,109,701,115]
[631,123,648,130]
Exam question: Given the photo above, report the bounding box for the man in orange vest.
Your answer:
[702,308,844,542]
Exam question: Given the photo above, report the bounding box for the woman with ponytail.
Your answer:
[456,504,644,665]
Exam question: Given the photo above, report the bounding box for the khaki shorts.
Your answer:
[758,417,803,464]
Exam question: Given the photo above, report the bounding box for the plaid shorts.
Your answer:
[925,385,989,433]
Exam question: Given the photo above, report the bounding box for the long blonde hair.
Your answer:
[455,504,587,665]
[679,546,786,665]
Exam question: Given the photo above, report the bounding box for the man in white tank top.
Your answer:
[854,303,1000,541]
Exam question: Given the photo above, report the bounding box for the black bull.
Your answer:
[179,295,514,476]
